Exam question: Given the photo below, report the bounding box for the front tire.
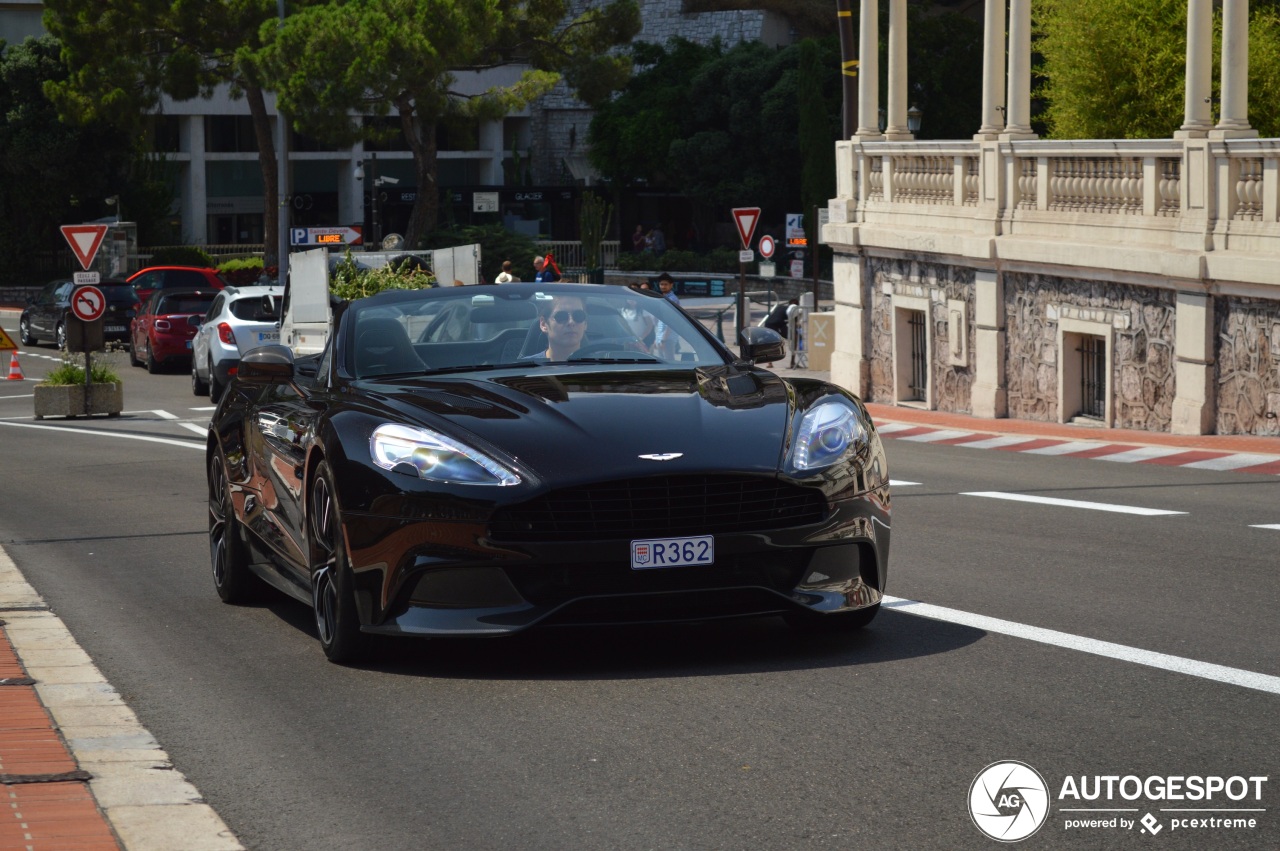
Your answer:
[309,462,370,663]
[19,317,35,346]
[208,448,264,603]
[55,322,66,351]
[146,340,161,374]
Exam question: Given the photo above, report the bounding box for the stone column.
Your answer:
[1176,0,1214,137]
[1001,0,1037,139]
[974,0,1006,140]
[884,0,912,140]
[971,269,1007,419]
[1213,0,1258,137]
[856,0,883,139]
[183,116,207,244]
[1171,292,1216,434]
[831,253,869,397]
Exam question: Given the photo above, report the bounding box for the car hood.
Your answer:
[360,366,795,485]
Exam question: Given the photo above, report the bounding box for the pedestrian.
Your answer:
[621,295,657,352]
[649,223,666,256]
[494,260,519,283]
[652,272,680,360]
[533,254,561,283]
[631,224,647,254]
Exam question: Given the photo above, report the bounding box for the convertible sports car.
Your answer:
[206,283,891,662]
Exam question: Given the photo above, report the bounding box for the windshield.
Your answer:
[344,284,727,379]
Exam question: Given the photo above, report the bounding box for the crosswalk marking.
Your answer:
[898,429,977,443]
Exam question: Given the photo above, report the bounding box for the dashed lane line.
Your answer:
[1250,524,1280,531]
[882,595,1280,696]
[0,419,203,450]
[961,491,1187,516]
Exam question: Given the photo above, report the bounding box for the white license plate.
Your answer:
[631,535,714,569]
[105,325,125,333]
[257,331,280,343]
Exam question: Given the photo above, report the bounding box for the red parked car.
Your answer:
[127,266,227,306]
[130,288,219,373]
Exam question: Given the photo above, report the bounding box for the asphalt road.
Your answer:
[1,345,1277,850]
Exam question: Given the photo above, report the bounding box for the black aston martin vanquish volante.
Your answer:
[206,283,891,662]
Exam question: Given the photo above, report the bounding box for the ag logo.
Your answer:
[969,761,1050,842]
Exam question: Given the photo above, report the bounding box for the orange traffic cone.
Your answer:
[6,351,24,381]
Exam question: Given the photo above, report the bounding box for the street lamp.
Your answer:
[104,196,121,222]
[355,152,399,251]
[907,105,923,135]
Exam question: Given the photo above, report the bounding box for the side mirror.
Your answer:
[238,345,295,384]
[739,326,785,364]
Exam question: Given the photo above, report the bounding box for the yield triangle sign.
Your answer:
[60,224,109,270]
[731,207,761,249]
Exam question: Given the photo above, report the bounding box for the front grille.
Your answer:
[489,475,827,541]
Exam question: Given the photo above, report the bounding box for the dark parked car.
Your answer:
[129,288,218,373]
[127,265,226,306]
[19,278,137,349]
[206,283,891,662]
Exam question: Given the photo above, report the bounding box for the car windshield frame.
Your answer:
[337,283,732,381]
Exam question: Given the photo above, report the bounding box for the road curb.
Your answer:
[0,545,242,850]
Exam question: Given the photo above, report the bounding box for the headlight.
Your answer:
[370,423,520,486]
[791,400,867,472]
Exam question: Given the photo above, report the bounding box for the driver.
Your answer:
[529,294,588,361]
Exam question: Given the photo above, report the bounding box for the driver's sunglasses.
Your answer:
[550,309,587,324]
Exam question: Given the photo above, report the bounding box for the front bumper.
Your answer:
[342,489,890,636]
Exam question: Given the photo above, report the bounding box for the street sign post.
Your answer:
[290,226,363,247]
[731,207,762,351]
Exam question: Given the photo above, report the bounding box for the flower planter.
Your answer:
[33,382,124,419]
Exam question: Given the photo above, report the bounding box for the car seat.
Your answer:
[356,317,426,377]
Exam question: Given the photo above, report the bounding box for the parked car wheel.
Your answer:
[208,448,264,604]
[209,365,224,403]
[192,360,209,396]
[55,322,66,351]
[18,317,35,346]
[146,343,161,374]
[309,462,369,664]
[129,342,141,367]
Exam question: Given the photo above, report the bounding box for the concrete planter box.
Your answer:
[33,382,124,419]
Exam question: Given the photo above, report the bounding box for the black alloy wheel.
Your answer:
[309,462,370,663]
[208,448,263,603]
[18,317,35,346]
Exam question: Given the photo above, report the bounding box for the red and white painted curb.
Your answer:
[874,421,1280,476]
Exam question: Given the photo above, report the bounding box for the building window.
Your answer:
[891,295,932,407]
[205,116,258,153]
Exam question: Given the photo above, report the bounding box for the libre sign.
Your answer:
[731,207,761,249]
[60,225,109,270]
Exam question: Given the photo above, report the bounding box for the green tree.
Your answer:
[42,0,324,266]
[260,0,640,247]
[0,36,156,284]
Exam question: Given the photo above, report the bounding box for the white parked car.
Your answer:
[192,285,284,401]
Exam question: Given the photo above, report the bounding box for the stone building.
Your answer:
[824,0,1280,437]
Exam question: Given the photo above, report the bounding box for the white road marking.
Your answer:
[961,491,1187,516]
[898,429,976,443]
[954,434,1039,450]
[882,595,1280,696]
[889,480,921,487]
[180,422,208,437]
[1096,445,1190,463]
[152,409,178,420]
[1022,440,1110,456]
[0,419,203,450]
[874,422,919,435]
[0,394,35,400]
[191,406,217,412]
[1183,453,1280,471]
[1250,524,1280,531]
